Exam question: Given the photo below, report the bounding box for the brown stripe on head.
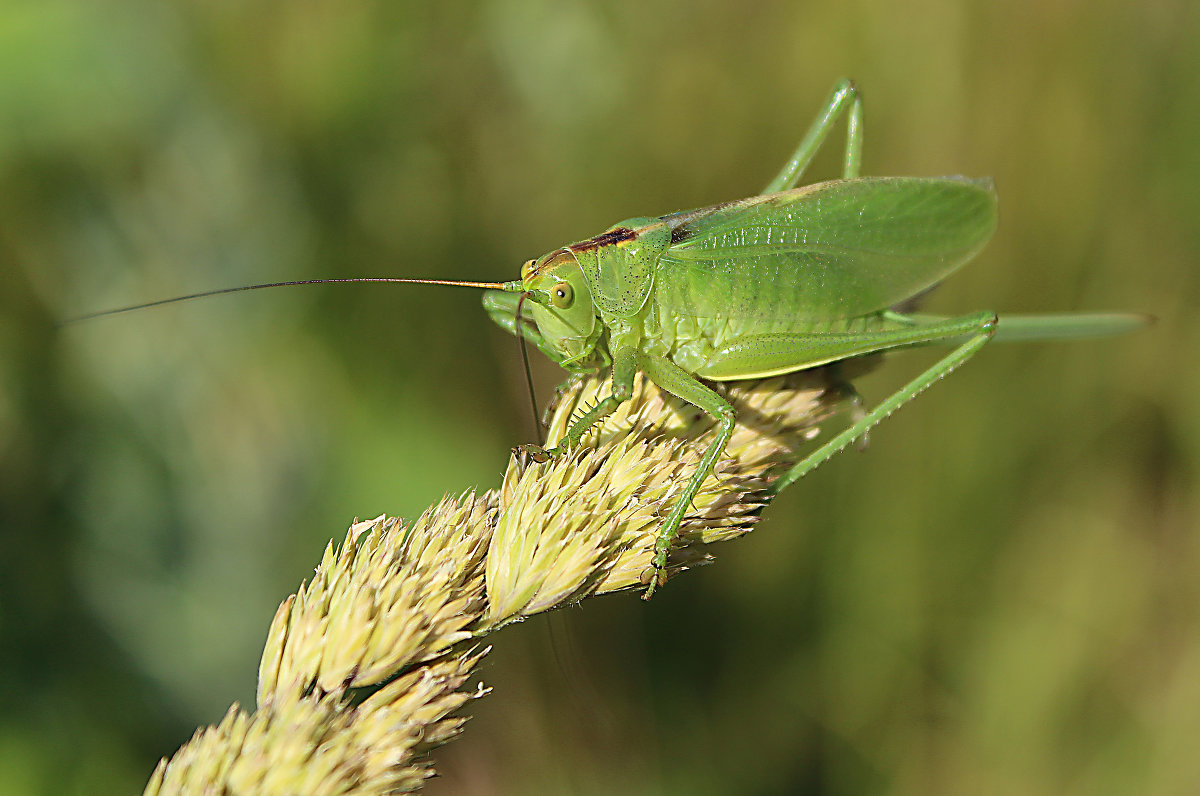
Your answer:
[568,226,637,253]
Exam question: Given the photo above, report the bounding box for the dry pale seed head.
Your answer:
[484,370,845,621]
[258,493,494,701]
[153,370,847,794]
[485,437,674,623]
[146,650,488,796]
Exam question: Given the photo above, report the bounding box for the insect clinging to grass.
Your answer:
[78,79,1146,598]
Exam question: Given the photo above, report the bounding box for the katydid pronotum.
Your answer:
[76,80,1147,598]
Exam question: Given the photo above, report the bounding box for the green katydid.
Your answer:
[75,79,1146,599]
[480,78,1144,597]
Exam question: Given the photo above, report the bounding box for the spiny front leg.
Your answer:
[525,342,640,460]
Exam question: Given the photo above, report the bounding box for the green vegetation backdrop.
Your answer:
[1,1,1195,793]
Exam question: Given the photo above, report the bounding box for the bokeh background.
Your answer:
[2,0,1196,793]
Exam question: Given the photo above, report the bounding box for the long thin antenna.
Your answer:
[515,292,543,444]
[64,277,520,324]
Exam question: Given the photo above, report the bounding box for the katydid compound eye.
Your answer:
[551,281,574,309]
[521,259,536,280]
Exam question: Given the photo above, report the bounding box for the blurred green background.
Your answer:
[1,0,1196,793]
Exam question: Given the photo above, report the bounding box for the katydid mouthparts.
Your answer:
[71,79,1149,599]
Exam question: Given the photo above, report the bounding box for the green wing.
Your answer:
[656,177,997,322]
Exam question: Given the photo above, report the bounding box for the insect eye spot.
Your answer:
[551,281,574,309]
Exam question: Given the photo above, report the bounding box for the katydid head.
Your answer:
[512,248,600,368]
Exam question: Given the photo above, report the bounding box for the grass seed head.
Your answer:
[156,370,847,794]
